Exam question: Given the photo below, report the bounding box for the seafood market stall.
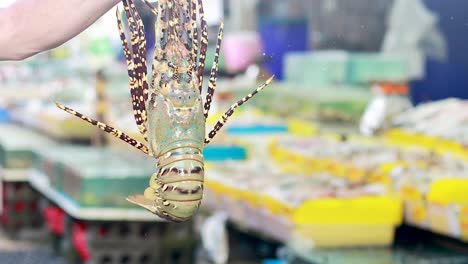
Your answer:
[1,0,468,263]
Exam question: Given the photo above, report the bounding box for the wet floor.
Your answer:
[0,229,65,264]
[0,250,64,264]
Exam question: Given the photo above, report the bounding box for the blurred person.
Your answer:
[0,0,121,61]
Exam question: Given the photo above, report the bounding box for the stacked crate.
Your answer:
[60,219,196,264]
[0,124,56,237]
[32,145,154,208]
[30,144,198,263]
[1,181,43,236]
[284,50,412,86]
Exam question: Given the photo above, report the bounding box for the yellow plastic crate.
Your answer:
[287,119,318,136]
[400,179,468,242]
[241,189,261,207]
[293,196,402,225]
[292,196,403,247]
[292,224,396,248]
[205,180,243,200]
[460,205,468,240]
[384,129,468,161]
[427,178,468,204]
[205,178,403,247]
[404,200,429,228]
[259,194,295,219]
[270,143,382,183]
[400,184,424,201]
[427,178,468,241]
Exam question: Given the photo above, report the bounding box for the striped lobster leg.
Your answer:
[141,0,158,15]
[190,0,199,72]
[117,0,150,140]
[203,22,224,118]
[204,75,275,145]
[55,103,151,155]
[195,0,208,94]
[54,0,152,156]
[149,0,171,89]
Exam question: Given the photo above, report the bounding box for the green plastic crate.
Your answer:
[0,124,56,169]
[347,53,409,84]
[284,51,349,86]
[34,145,154,207]
[227,82,371,123]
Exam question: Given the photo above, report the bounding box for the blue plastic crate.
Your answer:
[258,16,309,80]
[204,145,247,161]
[226,125,288,135]
[262,260,285,264]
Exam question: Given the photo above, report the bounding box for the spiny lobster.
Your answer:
[55,0,273,222]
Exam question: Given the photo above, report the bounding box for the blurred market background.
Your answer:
[1,0,468,263]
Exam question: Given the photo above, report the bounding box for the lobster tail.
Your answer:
[126,195,190,222]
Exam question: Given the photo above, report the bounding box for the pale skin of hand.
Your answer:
[0,0,121,61]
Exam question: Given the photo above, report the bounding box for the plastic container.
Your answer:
[33,146,154,207]
[284,51,349,86]
[221,32,261,73]
[287,119,318,136]
[292,196,403,248]
[426,179,468,241]
[0,124,56,169]
[204,177,403,247]
[227,125,288,135]
[204,145,247,161]
[258,17,309,80]
[347,53,410,84]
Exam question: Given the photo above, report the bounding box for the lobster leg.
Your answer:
[196,0,208,94]
[203,22,224,118]
[150,0,170,89]
[190,0,199,70]
[178,0,194,52]
[204,75,275,145]
[117,0,149,140]
[141,0,158,15]
[55,102,151,156]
